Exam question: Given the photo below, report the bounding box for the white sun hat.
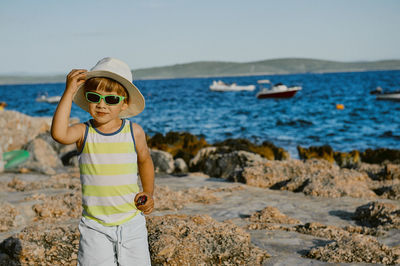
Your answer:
[73,57,145,118]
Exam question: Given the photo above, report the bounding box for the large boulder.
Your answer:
[33,132,78,167]
[189,147,267,182]
[22,138,63,175]
[34,132,76,157]
[241,159,378,199]
[0,110,51,152]
[0,111,80,170]
[150,149,175,174]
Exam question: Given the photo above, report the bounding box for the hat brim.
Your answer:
[73,70,145,118]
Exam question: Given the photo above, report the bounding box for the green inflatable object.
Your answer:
[3,150,30,169]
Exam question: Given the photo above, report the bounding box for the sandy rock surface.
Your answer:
[1,168,399,265]
[147,214,269,265]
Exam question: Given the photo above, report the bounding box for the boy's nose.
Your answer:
[97,98,107,107]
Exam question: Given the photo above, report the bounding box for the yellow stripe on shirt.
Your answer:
[82,142,135,154]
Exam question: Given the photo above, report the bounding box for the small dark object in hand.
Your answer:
[136,195,147,206]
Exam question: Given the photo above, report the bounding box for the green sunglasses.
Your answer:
[85,91,126,105]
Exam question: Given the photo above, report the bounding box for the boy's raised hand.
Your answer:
[65,69,87,96]
[135,192,154,215]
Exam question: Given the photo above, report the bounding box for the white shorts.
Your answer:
[77,213,151,266]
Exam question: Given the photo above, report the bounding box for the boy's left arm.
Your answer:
[132,123,154,215]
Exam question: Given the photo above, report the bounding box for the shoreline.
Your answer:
[1,109,399,162]
[1,68,400,85]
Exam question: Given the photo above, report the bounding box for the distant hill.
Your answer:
[1,58,400,84]
[133,58,400,79]
[0,74,65,85]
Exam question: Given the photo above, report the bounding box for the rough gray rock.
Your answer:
[189,147,267,182]
[0,110,52,152]
[173,158,188,174]
[354,201,400,229]
[150,149,175,174]
[23,138,63,175]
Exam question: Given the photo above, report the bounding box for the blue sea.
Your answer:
[1,70,400,157]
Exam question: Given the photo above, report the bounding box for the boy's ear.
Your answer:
[121,102,128,111]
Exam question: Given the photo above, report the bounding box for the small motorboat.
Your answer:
[36,94,61,103]
[376,91,400,101]
[256,80,301,99]
[209,80,256,92]
[371,86,400,101]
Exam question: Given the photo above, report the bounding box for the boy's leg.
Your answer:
[119,213,151,265]
[78,217,118,266]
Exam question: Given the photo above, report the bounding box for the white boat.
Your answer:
[256,80,301,99]
[36,94,61,103]
[371,86,400,101]
[376,91,400,101]
[209,80,255,92]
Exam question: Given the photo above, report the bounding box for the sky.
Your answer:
[1,0,400,74]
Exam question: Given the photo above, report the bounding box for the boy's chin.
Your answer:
[91,114,112,123]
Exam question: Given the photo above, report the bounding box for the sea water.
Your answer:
[1,70,400,157]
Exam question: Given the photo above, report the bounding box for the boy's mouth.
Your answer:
[96,111,108,116]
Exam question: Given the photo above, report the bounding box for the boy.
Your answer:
[51,57,154,265]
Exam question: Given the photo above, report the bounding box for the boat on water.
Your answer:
[256,80,301,99]
[209,80,256,92]
[36,94,61,103]
[376,91,400,101]
[371,86,400,101]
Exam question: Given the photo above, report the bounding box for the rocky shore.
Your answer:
[0,110,399,265]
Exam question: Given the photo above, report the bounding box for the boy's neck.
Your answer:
[91,118,123,134]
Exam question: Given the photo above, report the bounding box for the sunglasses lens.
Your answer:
[104,96,121,105]
[86,92,100,103]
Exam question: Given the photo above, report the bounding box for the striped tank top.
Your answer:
[78,119,140,226]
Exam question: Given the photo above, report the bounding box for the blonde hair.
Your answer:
[83,77,129,103]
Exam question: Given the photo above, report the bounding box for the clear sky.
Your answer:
[1,0,399,74]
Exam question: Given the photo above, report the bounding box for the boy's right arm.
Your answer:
[51,69,87,145]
